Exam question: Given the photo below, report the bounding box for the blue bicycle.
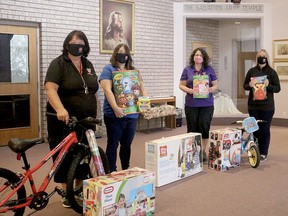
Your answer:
[231,116,265,168]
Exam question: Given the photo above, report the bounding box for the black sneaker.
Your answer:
[203,151,207,162]
[62,196,71,208]
[260,155,267,162]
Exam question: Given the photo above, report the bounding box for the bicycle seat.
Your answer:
[8,138,45,154]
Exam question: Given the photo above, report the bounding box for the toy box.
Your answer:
[112,70,143,114]
[193,75,209,98]
[83,167,155,216]
[138,96,151,113]
[208,128,241,171]
[145,133,203,187]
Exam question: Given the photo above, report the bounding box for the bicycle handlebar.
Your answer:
[231,119,266,124]
[46,112,102,125]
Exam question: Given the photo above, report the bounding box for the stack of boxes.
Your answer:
[208,128,242,171]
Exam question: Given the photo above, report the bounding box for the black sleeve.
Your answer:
[267,68,281,93]
[243,68,253,91]
[44,57,62,85]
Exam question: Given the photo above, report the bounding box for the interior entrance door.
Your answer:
[237,51,257,113]
[0,25,39,146]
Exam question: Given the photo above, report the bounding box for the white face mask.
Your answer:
[194,56,203,64]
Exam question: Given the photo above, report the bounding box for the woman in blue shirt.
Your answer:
[99,43,146,172]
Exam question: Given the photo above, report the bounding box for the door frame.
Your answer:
[0,23,40,146]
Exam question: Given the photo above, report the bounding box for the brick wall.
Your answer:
[0,0,203,137]
[186,19,219,77]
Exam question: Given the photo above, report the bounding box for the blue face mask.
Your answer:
[67,44,85,56]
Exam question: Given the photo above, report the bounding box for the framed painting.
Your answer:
[273,61,288,80]
[192,42,213,59]
[100,0,135,54]
[273,39,288,60]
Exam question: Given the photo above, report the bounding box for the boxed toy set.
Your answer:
[83,167,155,216]
[208,128,241,171]
[193,75,209,98]
[145,133,203,187]
[112,70,143,114]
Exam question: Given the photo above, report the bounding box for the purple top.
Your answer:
[180,65,217,107]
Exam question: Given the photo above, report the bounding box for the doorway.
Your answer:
[0,25,39,146]
[236,51,257,113]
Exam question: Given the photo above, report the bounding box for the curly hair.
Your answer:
[189,47,210,68]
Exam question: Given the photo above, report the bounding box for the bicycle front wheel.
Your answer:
[248,144,260,168]
[66,146,109,214]
[0,168,27,216]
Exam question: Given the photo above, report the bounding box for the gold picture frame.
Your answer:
[273,39,288,60]
[273,61,288,80]
[192,42,213,59]
[100,0,135,54]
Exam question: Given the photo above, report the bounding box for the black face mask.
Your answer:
[116,53,129,63]
[67,44,85,56]
[257,56,267,65]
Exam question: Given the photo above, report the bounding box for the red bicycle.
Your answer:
[0,113,109,215]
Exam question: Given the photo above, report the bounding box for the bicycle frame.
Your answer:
[240,132,256,153]
[0,131,79,213]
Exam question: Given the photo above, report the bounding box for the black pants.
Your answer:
[47,115,93,183]
[248,109,274,156]
[184,106,214,139]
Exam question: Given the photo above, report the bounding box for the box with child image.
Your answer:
[208,128,242,171]
[145,133,203,187]
[83,167,155,216]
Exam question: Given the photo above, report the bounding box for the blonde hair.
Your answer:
[256,49,271,66]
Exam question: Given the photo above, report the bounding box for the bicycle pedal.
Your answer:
[55,186,66,197]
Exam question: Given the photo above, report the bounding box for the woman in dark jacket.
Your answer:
[243,49,281,162]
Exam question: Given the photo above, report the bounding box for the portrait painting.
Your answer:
[100,0,135,54]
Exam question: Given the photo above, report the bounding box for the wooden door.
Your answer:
[0,25,39,146]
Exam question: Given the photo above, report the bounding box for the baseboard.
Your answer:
[181,115,288,127]
[272,118,288,127]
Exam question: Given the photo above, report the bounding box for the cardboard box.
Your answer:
[208,128,241,171]
[145,133,203,187]
[83,167,155,216]
[112,70,143,114]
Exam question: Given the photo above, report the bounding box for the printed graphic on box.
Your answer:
[251,75,267,101]
[145,133,203,187]
[112,70,143,114]
[208,128,241,171]
[138,96,151,113]
[83,167,155,216]
[193,75,209,98]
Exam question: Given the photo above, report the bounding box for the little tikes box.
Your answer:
[145,133,203,187]
[83,167,155,216]
[208,128,241,171]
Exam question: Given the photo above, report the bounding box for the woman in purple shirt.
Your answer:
[179,48,218,161]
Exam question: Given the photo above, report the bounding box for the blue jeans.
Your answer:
[104,115,138,172]
[248,109,274,156]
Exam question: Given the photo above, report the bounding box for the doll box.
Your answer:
[208,128,242,171]
[83,167,155,216]
[145,133,203,187]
